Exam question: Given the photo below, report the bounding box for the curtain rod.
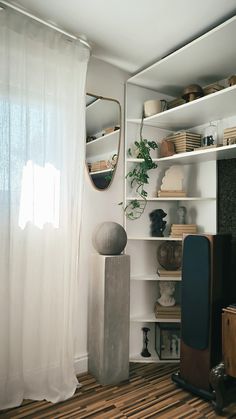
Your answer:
[0,1,91,50]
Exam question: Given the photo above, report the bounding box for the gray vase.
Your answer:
[93,222,127,255]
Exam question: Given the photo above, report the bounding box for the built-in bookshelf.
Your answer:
[125,15,236,363]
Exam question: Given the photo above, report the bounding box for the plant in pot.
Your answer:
[121,119,158,220]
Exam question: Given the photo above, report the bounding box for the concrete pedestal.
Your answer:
[88,254,130,385]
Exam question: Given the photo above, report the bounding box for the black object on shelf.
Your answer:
[141,327,151,357]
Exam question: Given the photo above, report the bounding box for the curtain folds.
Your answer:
[0,7,89,408]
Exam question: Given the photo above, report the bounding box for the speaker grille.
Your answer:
[182,235,210,350]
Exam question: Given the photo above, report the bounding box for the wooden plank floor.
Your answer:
[1,363,236,418]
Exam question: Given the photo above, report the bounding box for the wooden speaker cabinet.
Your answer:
[222,309,236,378]
[173,234,231,397]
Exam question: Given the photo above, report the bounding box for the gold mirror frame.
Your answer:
[85,93,121,191]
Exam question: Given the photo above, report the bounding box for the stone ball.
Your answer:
[93,222,127,255]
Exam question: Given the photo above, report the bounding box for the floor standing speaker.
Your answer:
[172,234,231,398]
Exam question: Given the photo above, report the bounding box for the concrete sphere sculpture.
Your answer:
[93,222,127,255]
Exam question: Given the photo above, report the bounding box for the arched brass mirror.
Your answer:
[86,93,121,190]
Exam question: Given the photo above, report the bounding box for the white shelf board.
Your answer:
[86,96,100,107]
[126,118,169,133]
[131,313,181,323]
[126,157,146,162]
[131,274,181,281]
[128,236,182,241]
[127,118,162,128]
[126,196,215,201]
[128,85,236,130]
[86,130,120,158]
[127,16,236,96]
[127,144,236,167]
[90,168,113,176]
[130,353,179,364]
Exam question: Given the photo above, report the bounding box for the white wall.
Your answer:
[74,57,129,373]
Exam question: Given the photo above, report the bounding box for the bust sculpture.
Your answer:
[157,281,176,307]
[177,206,186,224]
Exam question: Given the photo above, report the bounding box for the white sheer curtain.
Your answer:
[0,7,89,409]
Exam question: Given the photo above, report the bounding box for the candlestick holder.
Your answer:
[141,327,151,357]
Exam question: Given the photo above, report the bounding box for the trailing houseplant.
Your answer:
[121,118,158,220]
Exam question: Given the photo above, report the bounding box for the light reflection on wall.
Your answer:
[18,161,60,229]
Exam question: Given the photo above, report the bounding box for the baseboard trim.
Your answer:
[74,354,88,375]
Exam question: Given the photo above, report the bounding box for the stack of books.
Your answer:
[170,224,197,238]
[223,304,236,314]
[167,97,185,109]
[154,302,181,319]
[157,269,181,278]
[104,125,120,134]
[157,190,186,197]
[223,127,236,146]
[164,131,201,153]
[90,160,110,172]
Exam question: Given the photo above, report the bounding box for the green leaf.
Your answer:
[132,200,140,208]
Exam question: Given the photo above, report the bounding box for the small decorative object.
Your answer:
[161,165,183,190]
[159,139,175,157]
[228,75,236,86]
[157,281,176,307]
[182,84,204,102]
[141,327,151,357]
[110,153,118,168]
[105,154,118,182]
[157,165,186,197]
[149,209,167,237]
[177,206,186,224]
[157,241,182,270]
[223,126,236,146]
[86,135,96,143]
[93,222,127,255]
[143,99,167,117]
[202,122,217,147]
[155,322,181,360]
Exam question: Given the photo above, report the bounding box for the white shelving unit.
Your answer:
[125,15,236,364]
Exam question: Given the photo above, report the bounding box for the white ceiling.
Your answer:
[8,0,236,73]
